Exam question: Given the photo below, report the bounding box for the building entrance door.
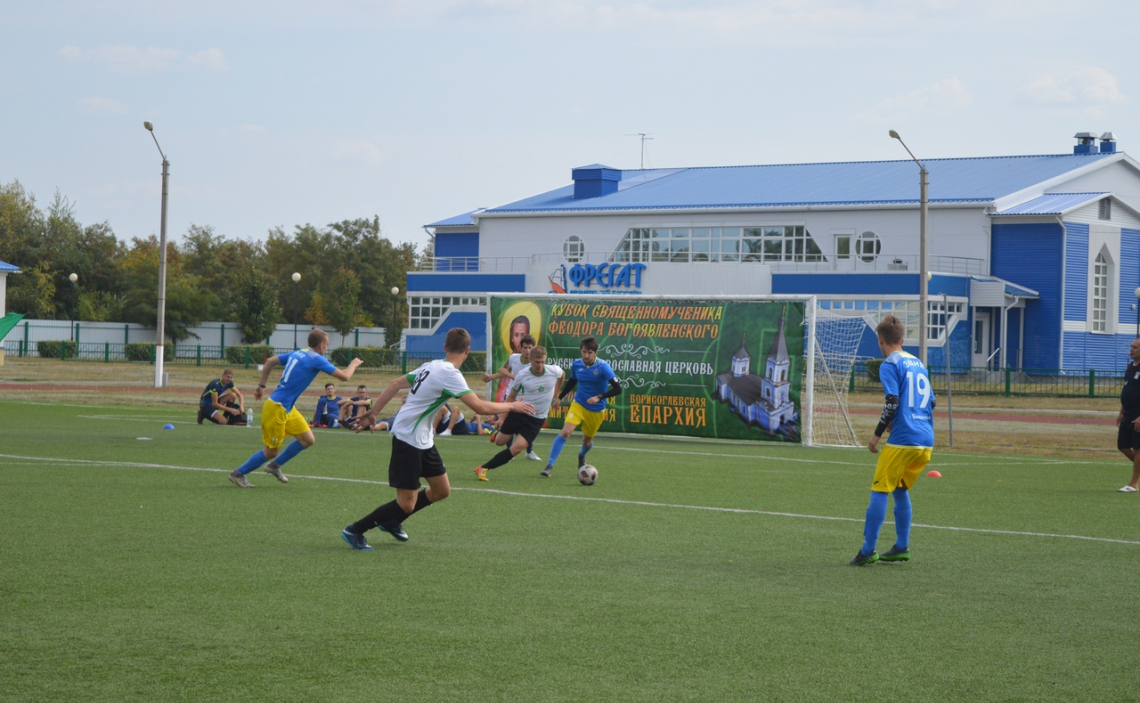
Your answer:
[971,311,992,368]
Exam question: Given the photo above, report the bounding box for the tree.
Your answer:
[305,287,329,326]
[234,265,282,343]
[118,236,212,342]
[6,261,56,318]
[323,266,362,343]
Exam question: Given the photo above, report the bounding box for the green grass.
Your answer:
[2,399,1138,702]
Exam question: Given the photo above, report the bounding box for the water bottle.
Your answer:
[246,408,253,426]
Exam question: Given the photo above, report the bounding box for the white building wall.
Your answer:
[1055,160,1140,214]
[476,206,992,274]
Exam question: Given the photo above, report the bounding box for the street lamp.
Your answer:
[292,272,301,349]
[68,273,78,342]
[890,129,929,364]
[143,121,170,388]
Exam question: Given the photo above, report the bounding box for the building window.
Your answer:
[611,225,826,264]
[835,234,852,260]
[563,235,584,262]
[856,231,881,263]
[819,298,960,343]
[407,296,487,330]
[1098,199,1112,221]
[1092,252,1109,333]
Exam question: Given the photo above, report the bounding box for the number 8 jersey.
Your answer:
[391,359,473,450]
[880,350,935,448]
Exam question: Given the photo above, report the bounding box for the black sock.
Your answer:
[483,448,518,470]
[408,489,432,516]
[527,441,534,452]
[352,499,408,533]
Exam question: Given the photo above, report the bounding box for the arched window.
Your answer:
[1092,251,1110,333]
[563,235,584,262]
[857,231,881,263]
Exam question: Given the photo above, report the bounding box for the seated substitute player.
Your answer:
[850,314,935,566]
[476,345,564,481]
[341,328,534,550]
[484,334,542,461]
[197,369,245,425]
[339,384,373,429]
[313,383,344,428]
[541,336,621,478]
[434,403,495,436]
[227,329,363,488]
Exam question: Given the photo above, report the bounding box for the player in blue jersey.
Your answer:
[228,329,363,487]
[851,315,935,565]
[541,336,622,478]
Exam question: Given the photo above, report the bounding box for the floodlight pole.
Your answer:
[890,130,929,365]
[292,272,301,349]
[144,121,169,388]
[68,273,78,342]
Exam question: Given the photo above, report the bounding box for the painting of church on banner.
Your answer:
[714,307,798,440]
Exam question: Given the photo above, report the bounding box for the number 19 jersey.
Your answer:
[391,359,473,449]
[880,350,935,448]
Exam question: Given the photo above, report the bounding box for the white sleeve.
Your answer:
[444,367,472,397]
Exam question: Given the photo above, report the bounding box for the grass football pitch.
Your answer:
[2,398,1138,702]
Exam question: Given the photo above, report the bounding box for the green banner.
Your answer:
[489,297,805,443]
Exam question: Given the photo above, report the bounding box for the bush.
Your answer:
[124,342,174,362]
[37,340,78,359]
[864,358,883,383]
[224,345,276,366]
[331,346,397,368]
[461,351,486,373]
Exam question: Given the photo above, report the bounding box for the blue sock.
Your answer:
[893,487,912,549]
[861,491,889,555]
[274,441,308,466]
[549,435,567,464]
[579,445,592,458]
[236,450,268,476]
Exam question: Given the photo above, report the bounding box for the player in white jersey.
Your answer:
[341,328,534,550]
[483,334,543,461]
[475,346,564,481]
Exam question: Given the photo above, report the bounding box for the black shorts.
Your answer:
[499,413,545,444]
[389,436,446,490]
[198,407,222,424]
[1118,417,1140,451]
[451,420,471,435]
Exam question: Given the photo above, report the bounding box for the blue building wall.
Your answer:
[1120,228,1140,327]
[407,273,526,293]
[1063,222,1089,322]
[991,222,1064,368]
[1062,331,1132,371]
[774,273,918,295]
[405,311,488,353]
[434,232,480,271]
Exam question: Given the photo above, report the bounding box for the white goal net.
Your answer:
[804,304,868,447]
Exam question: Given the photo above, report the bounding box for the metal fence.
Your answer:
[850,361,1126,398]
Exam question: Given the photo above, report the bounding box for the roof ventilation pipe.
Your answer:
[1074,132,1098,154]
[571,164,622,199]
[1099,132,1117,154]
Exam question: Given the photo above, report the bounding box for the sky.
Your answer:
[1,0,1137,253]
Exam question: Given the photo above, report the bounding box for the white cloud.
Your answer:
[333,141,386,164]
[1016,67,1126,107]
[58,45,181,72]
[857,78,972,122]
[78,96,129,115]
[186,48,229,72]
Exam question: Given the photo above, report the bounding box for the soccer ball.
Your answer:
[578,464,598,486]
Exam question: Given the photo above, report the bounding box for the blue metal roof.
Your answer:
[482,153,1117,214]
[994,192,1106,216]
[426,210,480,227]
[970,275,1040,298]
[0,260,19,272]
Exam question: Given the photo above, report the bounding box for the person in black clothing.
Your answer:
[1116,338,1140,492]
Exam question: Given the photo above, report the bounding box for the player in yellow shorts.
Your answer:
[227,329,362,488]
[851,315,935,565]
[541,336,622,478]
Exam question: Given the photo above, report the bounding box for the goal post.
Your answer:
[803,299,867,447]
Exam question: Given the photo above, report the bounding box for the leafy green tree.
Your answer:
[118,236,212,342]
[233,265,282,344]
[323,266,362,343]
[6,261,56,318]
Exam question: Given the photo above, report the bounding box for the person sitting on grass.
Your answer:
[339,384,373,429]
[313,383,343,428]
[197,369,246,425]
